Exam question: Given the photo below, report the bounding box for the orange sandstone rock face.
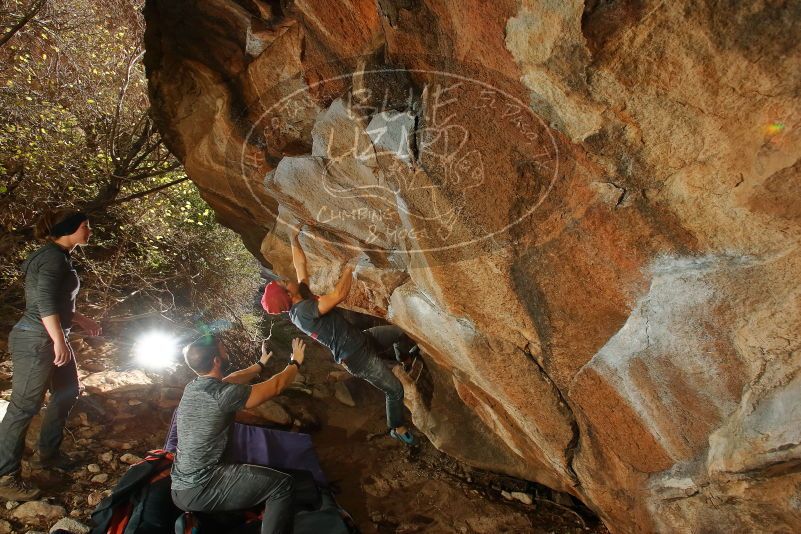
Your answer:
[144,1,801,532]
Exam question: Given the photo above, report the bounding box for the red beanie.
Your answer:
[262,281,292,314]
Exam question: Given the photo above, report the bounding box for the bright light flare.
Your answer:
[134,332,179,369]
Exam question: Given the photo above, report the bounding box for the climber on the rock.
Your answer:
[261,228,419,446]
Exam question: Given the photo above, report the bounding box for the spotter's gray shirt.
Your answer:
[171,377,252,490]
[15,242,80,334]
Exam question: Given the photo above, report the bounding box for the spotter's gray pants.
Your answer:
[0,328,79,476]
[172,463,294,534]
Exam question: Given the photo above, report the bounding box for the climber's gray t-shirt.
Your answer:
[289,298,368,363]
[171,376,251,490]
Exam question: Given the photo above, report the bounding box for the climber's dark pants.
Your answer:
[0,328,80,476]
[342,326,412,430]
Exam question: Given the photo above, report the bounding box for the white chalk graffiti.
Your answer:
[318,82,490,241]
[234,65,560,253]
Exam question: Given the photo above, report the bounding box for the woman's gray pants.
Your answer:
[0,328,79,476]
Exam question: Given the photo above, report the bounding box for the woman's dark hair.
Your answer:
[33,209,87,240]
[183,335,220,375]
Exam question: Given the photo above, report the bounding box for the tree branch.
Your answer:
[99,176,189,209]
[110,48,145,158]
[115,117,152,173]
[0,166,27,212]
[125,131,163,172]
[117,161,182,183]
[0,0,47,48]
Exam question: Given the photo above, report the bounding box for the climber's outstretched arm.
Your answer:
[290,230,309,285]
[317,265,354,315]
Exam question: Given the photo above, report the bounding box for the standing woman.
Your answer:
[0,209,101,501]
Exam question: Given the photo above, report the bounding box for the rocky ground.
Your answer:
[0,332,607,534]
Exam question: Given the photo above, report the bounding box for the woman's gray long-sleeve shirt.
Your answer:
[15,242,80,334]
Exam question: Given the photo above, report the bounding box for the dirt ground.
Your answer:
[0,331,608,534]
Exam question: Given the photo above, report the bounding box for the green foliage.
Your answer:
[1,0,153,212]
[0,0,262,352]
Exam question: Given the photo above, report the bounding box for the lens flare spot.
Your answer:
[134,332,178,369]
[764,122,785,136]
